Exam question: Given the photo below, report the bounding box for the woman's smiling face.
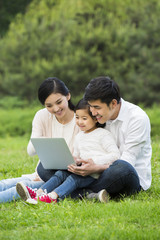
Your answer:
[45,93,70,119]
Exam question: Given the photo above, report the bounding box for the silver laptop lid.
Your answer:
[31,138,74,169]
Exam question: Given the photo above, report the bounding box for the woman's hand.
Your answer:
[33,174,42,181]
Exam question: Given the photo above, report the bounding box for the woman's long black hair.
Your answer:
[38,77,74,110]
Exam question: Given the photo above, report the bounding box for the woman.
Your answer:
[0,77,79,203]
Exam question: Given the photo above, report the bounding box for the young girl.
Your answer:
[0,77,79,203]
[16,98,120,204]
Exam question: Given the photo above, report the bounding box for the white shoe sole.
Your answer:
[98,189,109,203]
[16,182,30,201]
[26,198,38,205]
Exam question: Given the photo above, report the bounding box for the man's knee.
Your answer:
[107,160,138,176]
[90,159,140,194]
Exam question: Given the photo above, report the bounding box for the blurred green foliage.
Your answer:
[0,0,32,37]
[0,0,160,106]
[0,105,40,137]
[145,104,160,138]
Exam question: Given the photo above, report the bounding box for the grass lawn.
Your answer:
[0,136,160,240]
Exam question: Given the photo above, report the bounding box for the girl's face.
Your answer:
[45,93,70,119]
[75,109,97,133]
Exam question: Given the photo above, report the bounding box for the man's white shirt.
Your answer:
[105,98,152,190]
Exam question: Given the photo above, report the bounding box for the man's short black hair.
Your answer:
[84,76,121,106]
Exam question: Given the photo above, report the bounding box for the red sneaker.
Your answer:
[16,182,37,201]
[26,186,37,199]
[37,194,57,204]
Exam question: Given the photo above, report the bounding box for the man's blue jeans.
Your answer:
[90,160,141,198]
[40,170,95,199]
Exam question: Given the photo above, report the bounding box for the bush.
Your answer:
[0,0,160,106]
[0,96,29,109]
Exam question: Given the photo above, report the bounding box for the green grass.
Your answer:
[0,136,160,240]
[0,106,40,137]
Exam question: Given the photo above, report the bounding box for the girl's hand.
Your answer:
[73,156,82,166]
[68,158,96,176]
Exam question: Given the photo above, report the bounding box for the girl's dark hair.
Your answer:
[75,98,106,128]
[84,76,121,106]
[38,77,74,110]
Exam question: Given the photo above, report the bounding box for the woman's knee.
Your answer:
[37,162,56,182]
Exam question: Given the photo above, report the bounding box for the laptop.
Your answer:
[31,138,74,169]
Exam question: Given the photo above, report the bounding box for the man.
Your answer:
[68,76,152,200]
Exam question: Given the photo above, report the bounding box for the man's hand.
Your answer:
[68,158,109,176]
[68,158,95,176]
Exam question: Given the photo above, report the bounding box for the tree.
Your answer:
[0,0,160,106]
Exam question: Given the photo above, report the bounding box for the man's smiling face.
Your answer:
[88,99,119,123]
